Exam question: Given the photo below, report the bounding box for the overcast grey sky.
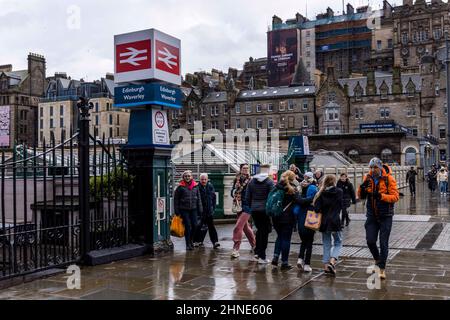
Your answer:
[0,0,386,80]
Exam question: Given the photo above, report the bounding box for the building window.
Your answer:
[235,103,241,114]
[224,120,229,130]
[106,103,110,111]
[406,107,416,117]
[380,107,390,119]
[201,107,205,117]
[109,127,113,137]
[327,92,336,102]
[109,114,113,125]
[256,104,262,113]
[95,102,99,112]
[236,119,241,129]
[188,115,193,124]
[303,116,308,127]
[435,84,440,96]
[325,107,339,121]
[302,100,308,111]
[40,107,43,117]
[280,117,285,129]
[401,32,408,45]
[288,100,295,111]
[387,39,393,49]
[188,101,194,108]
[434,28,442,40]
[60,118,64,128]
[60,105,64,116]
[268,118,273,129]
[306,51,311,57]
[381,148,393,163]
[256,119,263,129]
[440,125,446,139]
[246,119,252,129]
[288,116,295,128]
[96,115,99,126]
[211,121,219,129]
[411,127,418,136]
[117,127,120,136]
[210,106,214,117]
[268,104,274,112]
[246,103,252,113]
[50,106,53,117]
[40,119,43,129]
[377,40,382,51]
[50,119,54,128]
[117,115,120,125]
[405,147,417,165]
[279,101,286,111]
[355,108,364,119]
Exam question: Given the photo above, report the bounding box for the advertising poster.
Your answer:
[0,106,10,147]
[267,28,300,87]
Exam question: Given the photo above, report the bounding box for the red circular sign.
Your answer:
[155,111,165,128]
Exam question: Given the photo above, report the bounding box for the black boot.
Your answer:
[346,217,351,226]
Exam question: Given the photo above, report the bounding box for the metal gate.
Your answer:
[0,101,139,280]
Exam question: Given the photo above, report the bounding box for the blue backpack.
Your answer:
[266,188,286,217]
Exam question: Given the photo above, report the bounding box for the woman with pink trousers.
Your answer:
[230,164,256,258]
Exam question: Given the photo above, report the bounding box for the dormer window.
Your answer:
[406,79,416,97]
[379,81,389,99]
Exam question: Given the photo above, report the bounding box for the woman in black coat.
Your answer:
[313,174,343,276]
[336,173,356,227]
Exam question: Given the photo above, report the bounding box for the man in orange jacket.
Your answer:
[358,157,399,280]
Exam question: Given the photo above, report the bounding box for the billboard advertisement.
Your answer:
[267,29,300,87]
[0,105,10,147]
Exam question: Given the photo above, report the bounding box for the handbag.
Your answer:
[170,215,185,238]
[304,210,322,231]
[232,200,242,213]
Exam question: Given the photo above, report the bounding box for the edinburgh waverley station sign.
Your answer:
[114,29,181,85]
[114,83,182,109]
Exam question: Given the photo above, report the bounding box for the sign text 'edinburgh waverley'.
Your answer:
[114,29,181,85]
[114,83,182,109]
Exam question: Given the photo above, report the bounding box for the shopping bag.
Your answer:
[304,210,322,232]
[170,215,185,238]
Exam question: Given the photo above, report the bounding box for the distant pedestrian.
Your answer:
[314,169,324,187]
[406,167,417,196]
[427,165,438,193]
[174,170,203,251]
[289,164,304,182]
[438,168,448,196]
[337,173,356,227]
[244,164,275,264]
[230,164,255,258]
[194,173,220,249]
[296,172,318,273]
[270,170,299,271]
[358,158,399,280]
[313,175,344,276]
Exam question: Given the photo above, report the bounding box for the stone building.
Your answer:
[38,73,129,145]
[232,86,316,139]
[0,53,46,147]
[392,0,450,73]
[241,57,267,89]
[311,56,445,170]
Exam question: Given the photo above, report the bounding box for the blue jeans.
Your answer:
[322,231,343,264]
[365,215,393,269]
[180,209,198,247]
[273,223,294,264]
[439,181,448,193]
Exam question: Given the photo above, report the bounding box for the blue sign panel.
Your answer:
[360,123,395,130]
[289,136,309,156]
[114,83,182,109]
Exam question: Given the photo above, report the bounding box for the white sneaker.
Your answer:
[257,258,270,264]
[251,254,259,262]
[231,250,240,258]
[297,258,305,270]
[304,265,313,272]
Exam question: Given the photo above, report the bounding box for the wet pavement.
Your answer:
[1,182,450,300]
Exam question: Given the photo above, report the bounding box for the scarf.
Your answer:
[180,179,197,190]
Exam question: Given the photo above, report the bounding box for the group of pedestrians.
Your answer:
[425,164,449,196]
[173,157,399,280]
